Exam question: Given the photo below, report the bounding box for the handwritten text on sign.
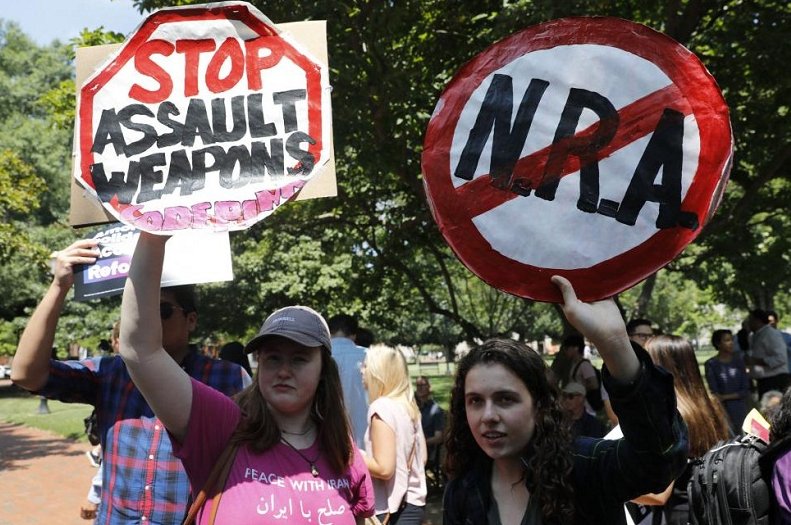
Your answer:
[448,45,701,270]
[77,5,329,233]
[422,18,733,302]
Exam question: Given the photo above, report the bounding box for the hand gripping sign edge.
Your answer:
[75,2,330,235]
[421,16,732,303]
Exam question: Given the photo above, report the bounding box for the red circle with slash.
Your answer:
[422,17,732,302]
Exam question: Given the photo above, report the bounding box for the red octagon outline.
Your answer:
[422,17,732,303]
[77,3,325,223]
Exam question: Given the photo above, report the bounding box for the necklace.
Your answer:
[280,437,320,477]
[280,425,315,436]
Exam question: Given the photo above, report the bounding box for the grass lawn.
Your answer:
[0,382,92,441]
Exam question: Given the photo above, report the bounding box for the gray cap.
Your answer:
[562,382,586,397]
[245,306,332,354]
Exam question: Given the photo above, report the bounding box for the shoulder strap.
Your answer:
[182,440,239,525]
[570,358,588,379]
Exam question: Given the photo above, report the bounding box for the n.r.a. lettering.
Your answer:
[455,74,699,231]
[89,91,315,205]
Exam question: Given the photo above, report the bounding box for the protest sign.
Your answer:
[72,2,332,233]
[422,17,732,302]
[73,224,233,301]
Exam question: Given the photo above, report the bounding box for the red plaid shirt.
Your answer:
[38,349,248,525]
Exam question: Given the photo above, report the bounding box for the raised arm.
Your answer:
[120,232,192,442]
[554,276,688,501]
[11,240,99,391]
[551,275,639,384]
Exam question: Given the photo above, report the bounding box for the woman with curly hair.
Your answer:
[442,276,689,525]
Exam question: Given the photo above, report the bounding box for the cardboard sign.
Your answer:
[422,17,732,302]
[72,2,333,234]
[742,408,770,443]
[73,223,233,301]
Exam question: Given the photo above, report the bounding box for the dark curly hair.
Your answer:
[444,338,575,524]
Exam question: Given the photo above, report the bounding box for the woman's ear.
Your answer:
[186,311,198,333]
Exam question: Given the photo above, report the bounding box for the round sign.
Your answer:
[422,17,732,302]
[74,2,330,234]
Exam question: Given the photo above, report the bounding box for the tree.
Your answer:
[32,0,772,348]
[124,0,790,343]
[0,24,126,357]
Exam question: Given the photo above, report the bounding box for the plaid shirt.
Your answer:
[38,348,248,525]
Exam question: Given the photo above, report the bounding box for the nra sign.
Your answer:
[422,17,732,302]
[74,2,331,233]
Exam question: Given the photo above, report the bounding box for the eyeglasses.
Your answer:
[160,302,185,320]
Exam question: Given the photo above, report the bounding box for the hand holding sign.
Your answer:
[422,17,732,302]
[74,2,331,234]
[51,239,100,290]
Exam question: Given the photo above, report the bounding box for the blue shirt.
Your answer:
[331,337,369,449]
[37,350,247,525]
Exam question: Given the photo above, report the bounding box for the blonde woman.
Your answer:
[362,346,427,525]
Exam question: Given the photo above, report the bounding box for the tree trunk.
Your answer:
[633,273,657,319]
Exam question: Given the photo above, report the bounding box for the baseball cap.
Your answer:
[244,306,332,354]
[562,382,586,397]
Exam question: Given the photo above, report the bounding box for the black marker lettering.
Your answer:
[211,95,247,142]
[136,153,167,203]
[181,98,215,147]
[535,88,618,212]
[118,104,158,157]
[273,89,307,133]
[90,162,139,204]
[92,109,126,156]
[156,101,184,148]
[454,74,549,186]
[285,132,316,175]
[616,108,697,230]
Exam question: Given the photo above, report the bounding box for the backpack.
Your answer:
[83,410,100,446]
[570,359,604,411]
[688,433,770,525]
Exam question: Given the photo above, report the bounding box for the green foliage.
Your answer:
[125,0,791,345]
[2,2,790,357]
[0,150,44,253]
[620,269,744,342]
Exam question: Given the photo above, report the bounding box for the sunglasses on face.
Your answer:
[159,302,185,320]
[562,393,584,399]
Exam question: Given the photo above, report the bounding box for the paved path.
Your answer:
[0,419,443,525]
[0,421,96,525]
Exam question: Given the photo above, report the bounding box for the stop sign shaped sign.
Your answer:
[422,17,732,302]
[74,2,330,234]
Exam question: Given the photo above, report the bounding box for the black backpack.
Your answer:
[84,409,101,446]
[570,359,604,411]
[688,433,771,525]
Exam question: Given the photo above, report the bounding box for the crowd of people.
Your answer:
[8,234,791,524]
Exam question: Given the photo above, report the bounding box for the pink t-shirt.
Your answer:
[175,379,374,525]
[365,397,427,514]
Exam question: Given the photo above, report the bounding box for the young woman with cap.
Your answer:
[119,233,374,525]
